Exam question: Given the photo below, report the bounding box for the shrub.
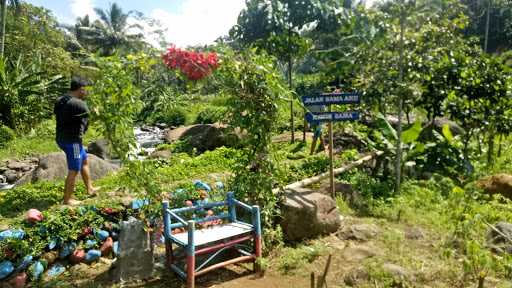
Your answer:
[0,125,15,148]
[195,106,227,124]
[156,108,187,127]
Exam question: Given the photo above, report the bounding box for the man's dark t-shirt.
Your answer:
[54,95,89,144]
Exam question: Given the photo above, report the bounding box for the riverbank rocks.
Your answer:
[148,149,172,160]
[111,217,154,282]
[487,221,512,254]
[164,124,240,153]
[87,139,110,160]
[477,174,512,200]
[16,152,119,185]
[0,159,38,186]
[280,187,341,241]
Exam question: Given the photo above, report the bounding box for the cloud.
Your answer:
[150,0,246,48]
[69,0,97,20]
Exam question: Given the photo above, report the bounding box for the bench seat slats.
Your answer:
[171,222,253,247]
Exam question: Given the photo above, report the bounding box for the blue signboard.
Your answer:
[305,112,360,124]
[302,92,360,106]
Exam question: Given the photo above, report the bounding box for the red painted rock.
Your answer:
[207,210,214,216]
[26,209,43,223]
[81,227,92,238]
[69,249,85,264]
[100,237,113,256]
[185,200,193,207]
[9,272,27,288]
[101,208,115,215]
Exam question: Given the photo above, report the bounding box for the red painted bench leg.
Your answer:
[187,254,195,288]
[254,235,262,273]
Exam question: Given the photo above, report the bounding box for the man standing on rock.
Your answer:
[54,78,97,205]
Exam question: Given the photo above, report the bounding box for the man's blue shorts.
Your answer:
[57,142,87,171]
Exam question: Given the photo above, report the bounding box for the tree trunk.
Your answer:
[0,0,6,57]
[395,3,406,195]
[498,134,503,158]
[487,128,495,168]
[288,55,294,143]
[484,0,491,53]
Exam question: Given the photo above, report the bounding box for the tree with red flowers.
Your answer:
[162,45,219,81]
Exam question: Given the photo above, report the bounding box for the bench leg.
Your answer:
[165,240,173,268]
[186,254,195,288]
[254,235,262,273]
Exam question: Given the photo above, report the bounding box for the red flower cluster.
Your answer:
[162,45,219,81]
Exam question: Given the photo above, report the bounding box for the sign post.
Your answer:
[303,92,361,198]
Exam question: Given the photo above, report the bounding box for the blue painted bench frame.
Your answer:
[162,192,262,288]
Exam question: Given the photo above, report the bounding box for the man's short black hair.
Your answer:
[70,78,90,91]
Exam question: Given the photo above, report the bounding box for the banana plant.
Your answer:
[368,113,466,184]
[0,55,65,131]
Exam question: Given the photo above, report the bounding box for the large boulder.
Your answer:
[17,152,118,185]
[477,174,512,200]
[280,187,341,241]
[87,139,110,160]
[164,124,239,153]
[487,222,512,254]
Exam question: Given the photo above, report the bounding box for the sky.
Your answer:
[25,0,377,48]
[25,0,247,47]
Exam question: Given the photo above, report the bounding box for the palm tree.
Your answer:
[87,2,143,55]
[0,0,20,57]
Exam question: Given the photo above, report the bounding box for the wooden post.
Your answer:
[310,272,316,288]
[328,105,335,198]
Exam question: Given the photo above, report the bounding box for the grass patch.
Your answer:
[276,242,329,274]
[0,181,88,218]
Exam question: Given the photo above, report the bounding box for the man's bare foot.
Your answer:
[87,187,100,197]
[63,199,82,206]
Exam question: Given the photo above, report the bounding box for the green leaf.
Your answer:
[401,121,422,144]
[376,113,397,141]
[442,124,453,144]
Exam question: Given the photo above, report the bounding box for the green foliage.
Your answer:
[4,3,79,77]
[89,54,143,162]
[0,125,15,148]
[195,106,227,124]
[217,48,288,227]
[156,107,187,127]
[0,181,87,217]
[0,55,66,131]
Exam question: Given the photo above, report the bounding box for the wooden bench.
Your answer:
[162,192,262,288]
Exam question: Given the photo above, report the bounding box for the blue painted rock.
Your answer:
[0,229,24,241]
[85,250,101,263]
[46,263,65,278]
[28,261,44,281]
[16,255,32,272]
[193,180,211,192]
[131,199,149,210]
[48,238,59,250]
[215,181,224,190]
[0,260,14,280]
[85,239,97,249]
[95,230,109,241]
[59,242,76,259]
